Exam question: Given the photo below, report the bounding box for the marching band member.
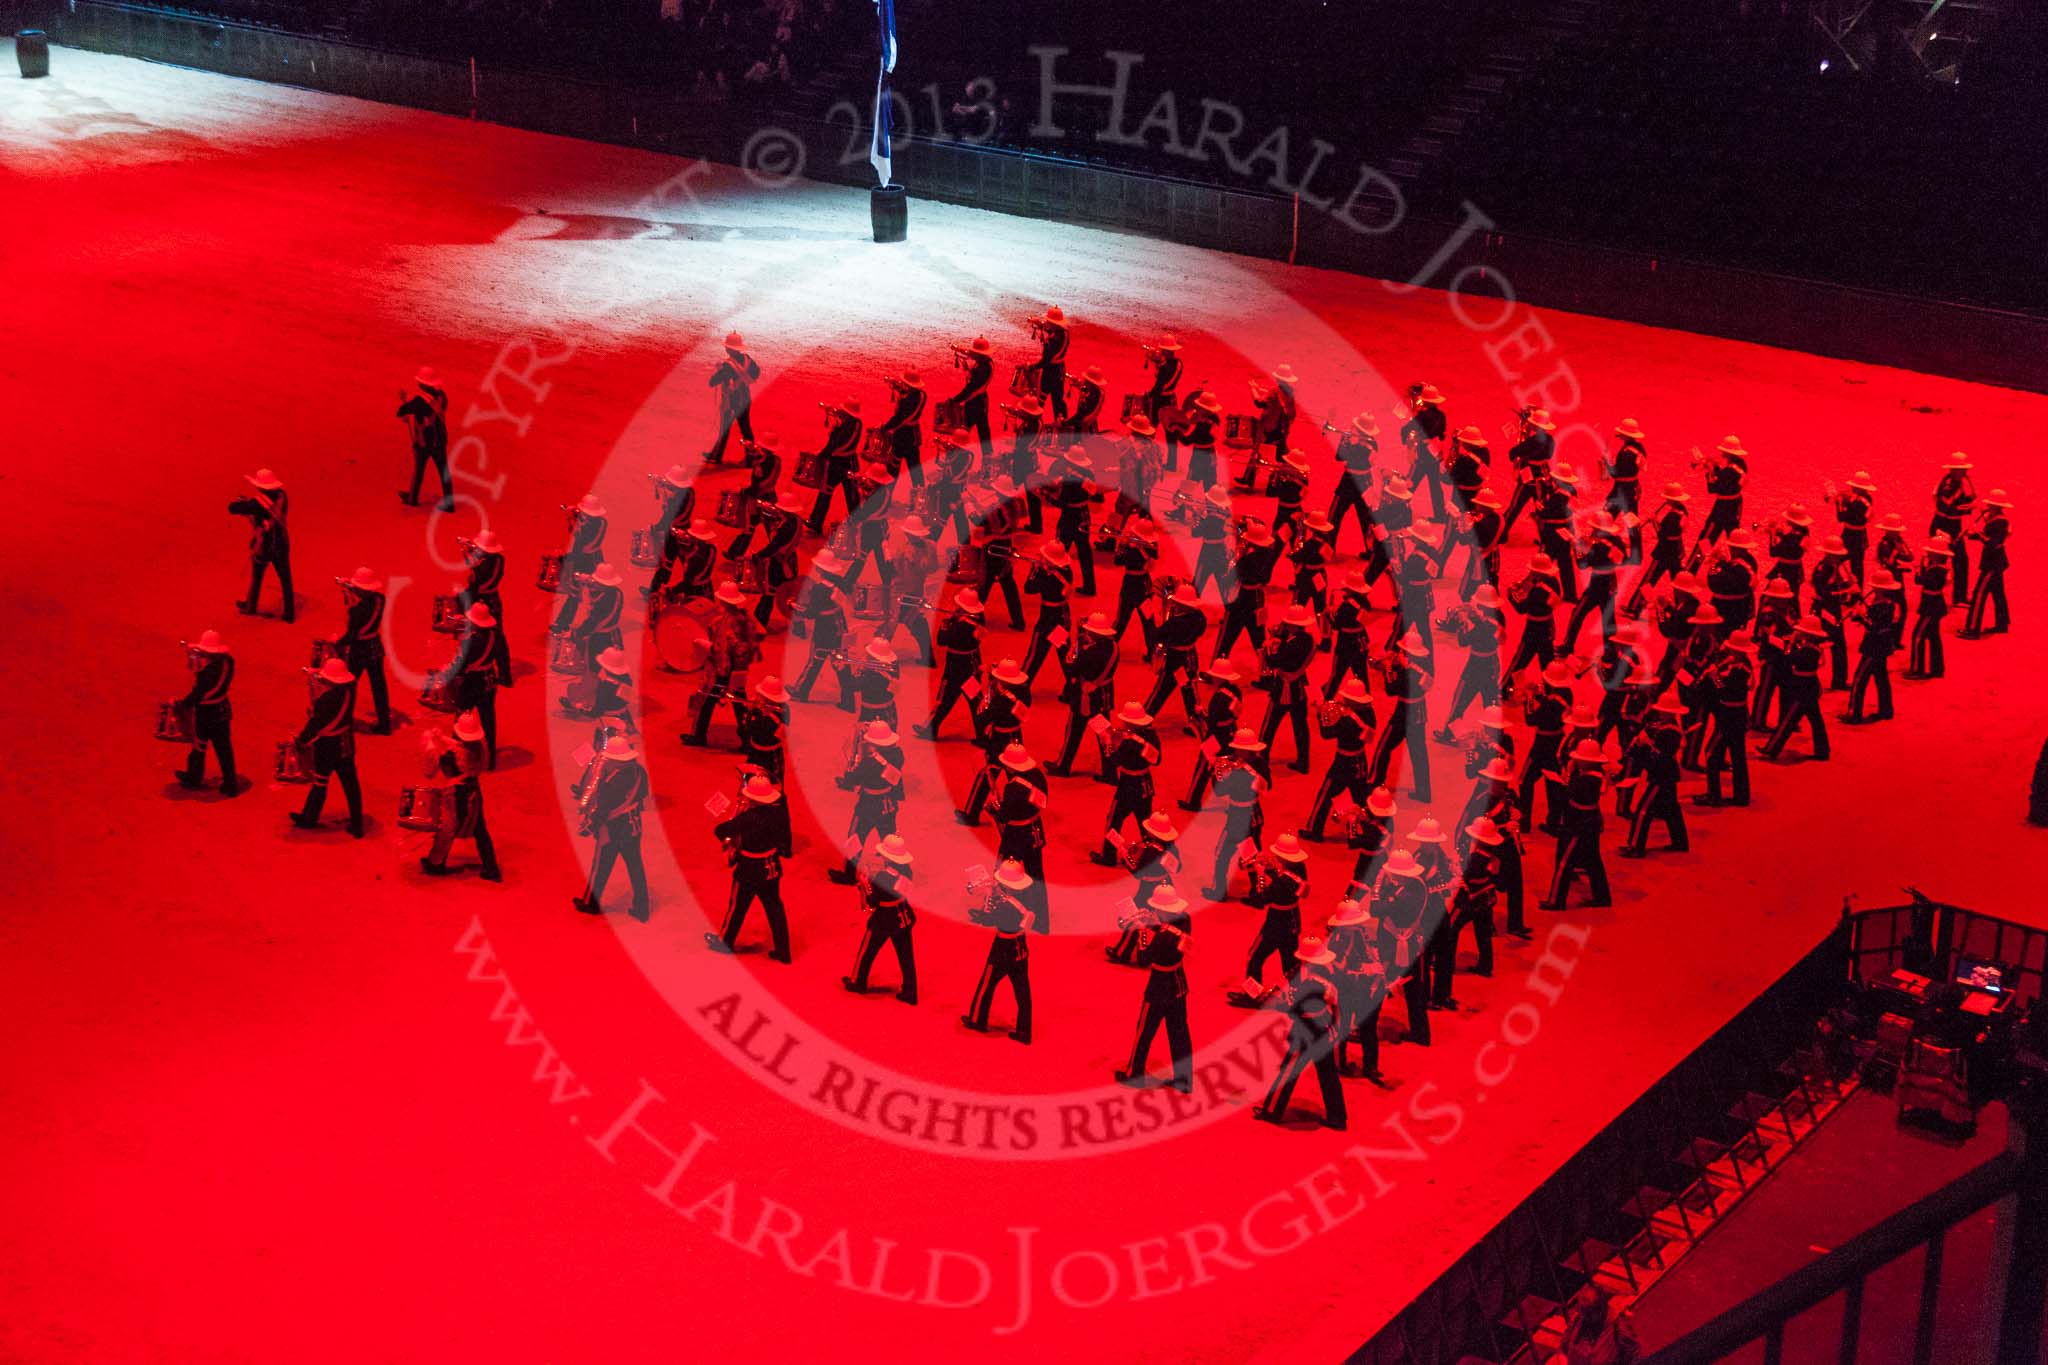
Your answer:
[1601,416,1646,518]
[1045,445,1098,595]
[1440,817,1505,993]
[704,331,761,465]
[1031,305,1071,424]
[1110,415,1162,534]
[1875,511,1915,591]
[1562,510,1627,652]
[843,834,917,1003]
[1068,364,1106,433]
[1759,618,1832,763]
[1368,629,1434,802]
[831,720,904,884]
[1930,453,1977,605]
[458,528,506,619]
[916,589,986,739]
[1345,785,1398,900]
[1831,470,1877,583]
[648,464,696,566]
[1252,937,1347,1129]
[230,468,294,622]
[1097,701,1164,856]
[1242,366,1299,491]
[1301,678,1375,842]
[1328,412,1382,553]
[1140,334,1185,469]
[1389,528,1438,662]
[1706,527,1760,632]
[443,601,510,769]
[841,460,895,589]
[1624,483,1689,616]
[1256,605,1319,773]
[707,773,792,955]
[927,427,977,544]
[1444,427,1489,519]
[1539,740,1612,911]
[1903,534,1952,679]
[1435,584,1506,737]
[957,660,1030,820]
[999,394,1049,533]
[1101,813,1181,916]
[883,515,941,666]
[420,709,501,881]
[1023,541,1076,686]
[551,495,609,633]
[1810,535,1858,688]
[1748,579,1798,730]
[1533,461,1581,602]
[1696,435,1749,556]
[1189,483,1232,598]
[1327,898,1386,1079]
[292,657,364,838]
[173,630,237,795]
[1466,762,1527,937]
[572,737,651,918]
[1695,634,1761,806]
[395,367,454,511]
[990,743,1052,930]
[1179,660,1244,809]
[1288,510,1336,632]
[682,582,762,747]
[1844,571,1904,724]
[1241,833,1311,991]
[1214,519,1280,662]
[565,563,625,675]
[735,675,789,785]
[1616,717,1687,859]
[742,430,782,504]
[748,491,806,631]
[947,337,996,460]
[1764,502,1814,598]
[1501,407,1557,538]
[1323,570,1375,700]
[878,368,927,486]
[1959,489,2013,637]
[1146,582,1211,736]
[336,566,392,734]
[1183,391,1224,488]
[1591,620,1648,746]
[1109,518,1160,654]
[650,518,718,608]
[804,397,866,536]
[849,638,901,736]
[962,860,1035,1043]
[1048,612,1118,776]
[1400,383,1450,521]
[1501,555,1563,697]
[1203,729,1269,900]
[1408,818,1457,1009]
[976,475,1028,630]
[786,549,852,704]
[1114,888,1194,1092]
[1515,661,1574,830]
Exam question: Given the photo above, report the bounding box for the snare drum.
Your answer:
[652,597,715,674]
[946,541,986,586]
[1224,414,1258,449]
[794,452,827,489]
[1317,700,1344,739]
[851,583,885,621]
[537,552,565,593]
[397,784,450,832]
[274,739,314,784]
[550,635,588,675]
[1008,364,1041,397]
[1120,393,1147,422]
[737,556,766,593]
[934,398,964,430]
[419,676,459,713]
[860,430,887,463]
[716,489,751,528]
[630,529,659,569]
[156,698,196,744]
[432,594,466,635]
[310,637,340,670]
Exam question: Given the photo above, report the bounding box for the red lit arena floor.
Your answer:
[4,45,2046,1364]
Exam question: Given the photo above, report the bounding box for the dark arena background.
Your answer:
[6,0,2048,1360]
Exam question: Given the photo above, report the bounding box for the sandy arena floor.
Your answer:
[3,43,2045,1364]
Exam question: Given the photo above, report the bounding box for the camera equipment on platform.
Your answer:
[274,740,314,784]
[156,698,196,744]
[396,784,450,832]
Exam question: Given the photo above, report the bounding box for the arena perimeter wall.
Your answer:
[33,1,2048,390]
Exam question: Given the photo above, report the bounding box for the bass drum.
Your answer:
[652,597,716,675]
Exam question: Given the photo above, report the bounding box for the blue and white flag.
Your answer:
[870,0,897,186]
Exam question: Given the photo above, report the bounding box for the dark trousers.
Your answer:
[1562,575,1617,653]
[1215,596,1266,661]
[1329,479,1374,553]
[1324,637,1372,700]
[688,669,740,744]
[977,558,1025,629]
[1503,619,1555,692]
[851,920,916,998]
[1191,540,1229,597]
[300,745,362,830]
[966,940,1031,1039]
[1259,690,1312,770]
[1624,553,1680,614]
[1908,614,1945,677]
[428,785,500,874]
[1304,753,1370,840]
[1703,711,1751,803]
[1262,1023,1346,1125]
[1246,909,1302,986]
[925,662,977,736]
[587,826,649,913]
[1445,653,1500,725]
[1435,898,1493,999]
[807,476,860,534]
[456,675,499,767]
[1113,579,1155,654]
[244,554,295,621]
[1546,820,1610,906]
[1761,681,1829,760]
[1336,983,1382,1076]
[1623,786,1686,854]
[706,404,755,463]
[408,445,454,507]
[717,868,786,953]
[1847,654,1894,720]
[184,706,236,790]
[1145,654,1202,730]
[1126,977,1193,1086]
[1498,841,1527,934]
[1964,569,2008,633]
[1023,608,1069,684]
[1368,703,1430,800]
[347,648,392,731]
